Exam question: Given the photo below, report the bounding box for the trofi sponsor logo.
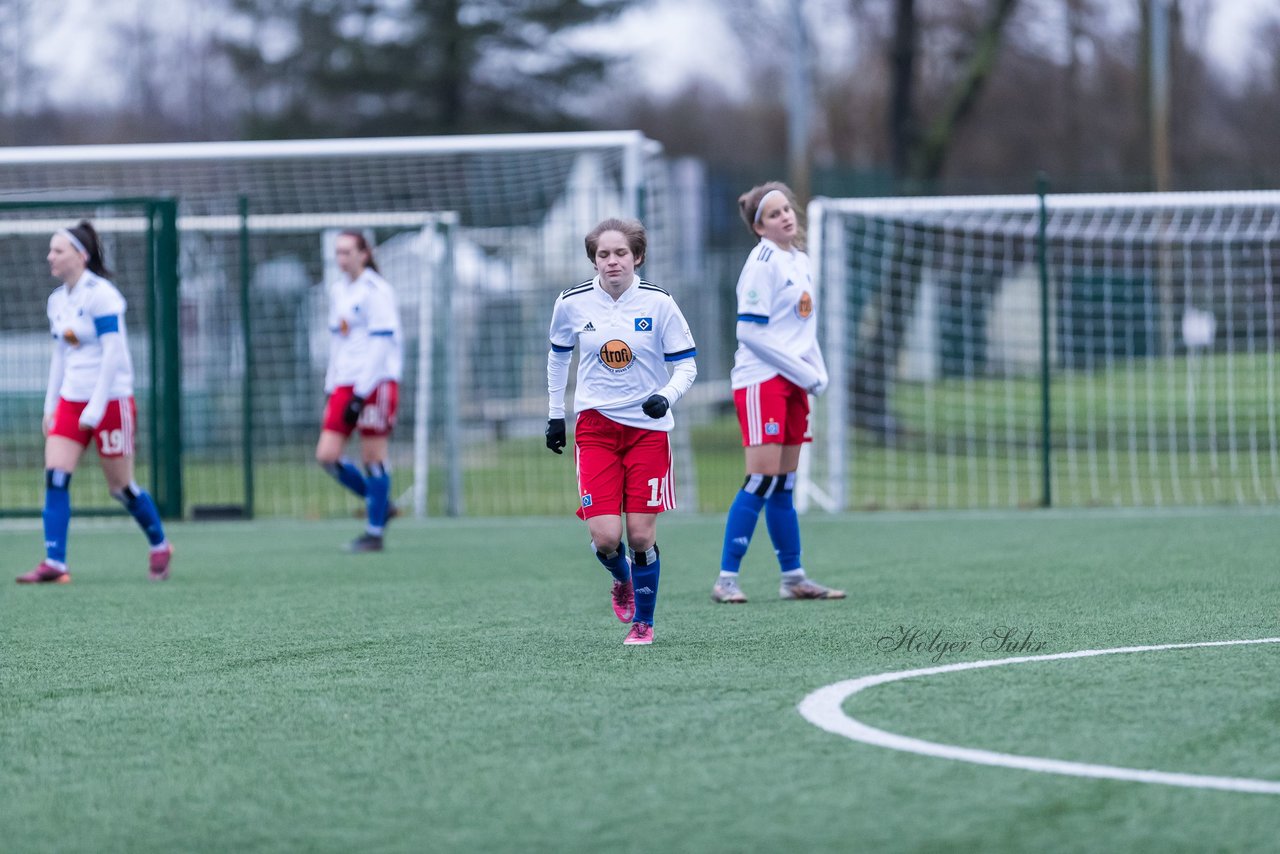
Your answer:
[796,291,814,319]
[598,339,634,372]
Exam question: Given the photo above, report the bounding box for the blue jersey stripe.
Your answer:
[93,315,120,335]
[665,347,696,362]
[550,341,575,353]
[370,329,394,337]
[738,313,769,324]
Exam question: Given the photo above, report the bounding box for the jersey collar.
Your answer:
[759,236,794,256]
[64,270,93,293]
[593,273,640,301]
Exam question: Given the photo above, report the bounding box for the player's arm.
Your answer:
[351,287,398,398]
[80,314,125,430]
[643,300,698,418]
[43,340,66,434]
[324,283,341,393]
[801,341,828,396]
[738,320,821,392]
[545,298,575,453]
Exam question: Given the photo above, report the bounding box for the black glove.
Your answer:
[545,418,566,454]
[641,394,669,419]
[342,395,366,427]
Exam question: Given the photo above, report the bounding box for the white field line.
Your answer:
[798,638,1280,794]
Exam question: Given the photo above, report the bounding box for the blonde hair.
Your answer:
[737,182,805,249]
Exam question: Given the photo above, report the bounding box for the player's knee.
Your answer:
[45,468,72,492]
[591,535,623,555]
[628,534,655,553]
[742,473,779,497]
[110,481,141,507]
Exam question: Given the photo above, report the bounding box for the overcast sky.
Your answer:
[22,0,1280,109]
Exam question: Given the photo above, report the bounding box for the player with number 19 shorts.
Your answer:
[18,220,172,585]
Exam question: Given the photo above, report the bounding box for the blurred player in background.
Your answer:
[315,230,403,552]
[712,182,845,604]
[545,218,697,645]
[17,220,173,584]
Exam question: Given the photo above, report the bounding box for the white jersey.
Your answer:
[548,275,697,432]
[730,238,824,390]
[324,268,403,395]
[47,271,133,401]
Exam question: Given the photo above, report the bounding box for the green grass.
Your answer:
[3,510,1280,852]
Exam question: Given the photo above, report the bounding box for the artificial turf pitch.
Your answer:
[3,509,1279,852]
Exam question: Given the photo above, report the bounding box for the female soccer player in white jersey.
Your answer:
[315,230,403,552]
[711,182,845,604]
[17,221,173,584]
[545,218,697,645]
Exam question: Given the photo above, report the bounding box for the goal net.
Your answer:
[0,132,701,519]
[807,191,1280,510]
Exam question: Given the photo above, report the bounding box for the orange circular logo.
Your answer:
[62,328,80,345]
[339,318,351,336]
[598,339,634,371]
[796,291,814,319]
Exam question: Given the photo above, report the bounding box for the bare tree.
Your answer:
[0,0,39,143]
[215,0,635,139]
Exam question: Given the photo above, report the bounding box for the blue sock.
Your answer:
[764,472,803,572]
[594,544,631,583]
[719,475,775,572]
[323,458,368,498]
[365,462,391,535]
[112,482,167,547]
[631,545,660,625]
[42,469,72,565]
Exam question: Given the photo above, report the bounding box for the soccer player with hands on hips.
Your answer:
[712,182,845,604]
[545,218,697,645]
[315,230,403,553]
[18,221,173,584]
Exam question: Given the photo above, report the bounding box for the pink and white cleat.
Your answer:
[611,578,635,622]
[623,622,653,645]
[149,543,173,581]
[16,561,70,584]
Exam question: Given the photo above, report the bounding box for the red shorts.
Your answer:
[573,409,674,519]
[323,382,399,438]
[734,375,812,446]
[49,397,137,457]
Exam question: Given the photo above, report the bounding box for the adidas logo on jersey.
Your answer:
[582,322,595,331]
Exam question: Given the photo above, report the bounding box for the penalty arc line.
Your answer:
[797,637,1280,795]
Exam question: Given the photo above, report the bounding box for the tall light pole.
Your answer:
[787,0,813,203]
[1149,0,1172,191]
